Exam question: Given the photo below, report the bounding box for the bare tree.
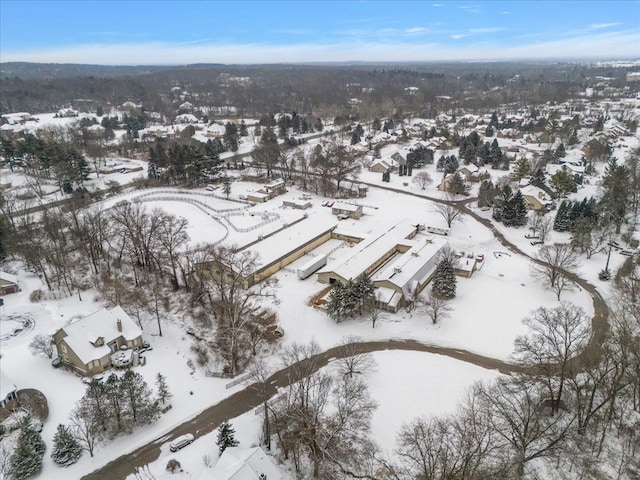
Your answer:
[29,334,54,359]
[412,171,433,190]
[336,336,377,379]
[69,400,100,457]
[538,215,553,244]
[514,303,591,416]
[423,288,453,324]
[204,245,279,376]
[432,195,464,228]
[271,341,377,478]
[364,292,381,328]
[532,243,579,295]
[475,376,574,478]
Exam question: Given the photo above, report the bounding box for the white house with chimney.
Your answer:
[53,306,143,377]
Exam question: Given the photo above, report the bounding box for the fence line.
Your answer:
[225,373,252,389]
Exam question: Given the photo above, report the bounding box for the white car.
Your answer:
[169,433,195,452]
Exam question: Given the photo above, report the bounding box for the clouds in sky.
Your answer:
[3,28,638,65]
[1,1,638,65]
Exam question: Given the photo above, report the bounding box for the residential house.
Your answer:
[457,164,480,182]
[200,447,284,480]
[520,185,554,211]
[369,159,392,173]
[53,306,143,377]
[0,271,19,296]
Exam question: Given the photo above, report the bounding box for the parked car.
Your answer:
[169,433,195,452]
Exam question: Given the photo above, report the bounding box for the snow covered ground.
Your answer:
[118,350,501,480]
[1,109,635,479]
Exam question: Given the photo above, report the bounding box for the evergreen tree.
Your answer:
[120,370,159,426]
[51,424,82,467]
[508,190,528,227]
[568,128,578,145]
[10,422,46,479]
[350,131,361,145]
[555,143,566,159]
[512,157,531,180]
[431,258,456,299]
[327,282,347,322]
[224,122,239,152]
[550,166,577,197]
[216,421,239,454]
[448,172,468,195]
[601,157,630,234]
[156,372,172,405]
[484,125,494,137]
[554,200,571,232]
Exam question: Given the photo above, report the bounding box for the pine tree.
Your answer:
[10,422,46,479]
[120,370,159,427]
[508,190,528,227]
[327,282,347,322]
[216,421,239,454]
[554,200,570,232]
[51,424,82,467]
[156,372,172,405]
[431,259,456,299]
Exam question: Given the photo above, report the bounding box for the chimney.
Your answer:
[116,318,122,332]
[259,474,267,480]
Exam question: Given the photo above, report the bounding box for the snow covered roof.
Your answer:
[248,217,337,271]
[202,447,283,480]
[0,270,18,285]
[60,306,142,365]
[374,236,448,299]
[0,368,17,401]
[332,202,360,212]
[520,185,550,201]
[175,113,198,123]
[318,220,418,282]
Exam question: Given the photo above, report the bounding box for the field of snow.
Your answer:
[119,350,501,479]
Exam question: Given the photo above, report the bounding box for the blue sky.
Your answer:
[1,1,639,64]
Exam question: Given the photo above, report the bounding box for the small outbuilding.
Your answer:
[332,202,363,220]
[0,271,19,296]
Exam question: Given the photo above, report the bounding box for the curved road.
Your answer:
[82,181,609,480]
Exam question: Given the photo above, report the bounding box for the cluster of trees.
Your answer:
[490,184,528,227]
[457,132,507,169]
[379,295,639,478]
[66,371,161,457]
[260,342,377,478]
[436,154,459,174]
[406,145,434,166]
[2,178,281,376]
[1,134,91,194]
[326,274,375,322]
[147,137,226,187]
